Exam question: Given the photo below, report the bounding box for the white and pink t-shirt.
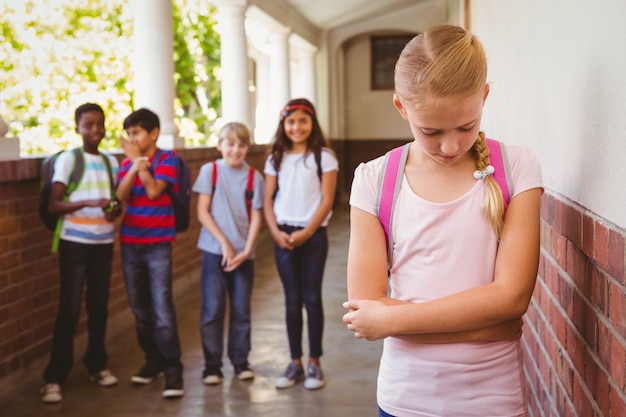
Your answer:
[350,143,543,417]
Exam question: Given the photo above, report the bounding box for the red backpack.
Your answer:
[376,138,513,265]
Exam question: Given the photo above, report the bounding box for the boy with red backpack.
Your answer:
[192,122,264,385]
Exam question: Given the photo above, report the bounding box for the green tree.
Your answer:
[0,0,221,155]
[172,0,221,147]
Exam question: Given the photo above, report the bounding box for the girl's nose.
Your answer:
[440,138,460,156]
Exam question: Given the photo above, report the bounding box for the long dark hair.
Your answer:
[269,98,330,172]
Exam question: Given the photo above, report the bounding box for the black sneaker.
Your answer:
[202,367,223,385]
[234,363,255,381]
[131,363,162,385]
[162,371,184,399]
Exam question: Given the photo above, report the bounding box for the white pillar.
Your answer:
[130,0,182,149]
[268,26,291,114]
[252,54,274,143]
[290,35,317,103]
[214,0,251,127]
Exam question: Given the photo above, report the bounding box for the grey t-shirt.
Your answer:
[192,159,264,258]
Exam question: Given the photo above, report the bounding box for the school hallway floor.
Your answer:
[0,205,383,417]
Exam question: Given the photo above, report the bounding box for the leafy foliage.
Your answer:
[0,0,221,155]
[172,0,221,147]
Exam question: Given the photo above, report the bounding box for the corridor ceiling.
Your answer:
[284,0,431,30]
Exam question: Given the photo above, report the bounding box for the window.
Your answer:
[370,35,415,90]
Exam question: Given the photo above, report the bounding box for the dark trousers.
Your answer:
[273,226,328,359]
[43,240,113,384]
[121,242,183,374]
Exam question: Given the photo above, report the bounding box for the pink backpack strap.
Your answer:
[376,140,510,267]
[485,138,513,209]
[376,143,410,264]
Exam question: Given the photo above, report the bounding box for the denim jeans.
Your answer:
[199,252,254,369]
[121,242,183,373]
[274,225,328,359]
[43,240,113,383]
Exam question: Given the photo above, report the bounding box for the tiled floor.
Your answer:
[0,205,383,417]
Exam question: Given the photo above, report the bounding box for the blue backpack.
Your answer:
[153,149,192,233]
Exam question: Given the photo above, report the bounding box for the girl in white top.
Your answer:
[343,25,543,417]
[264,98,339,390]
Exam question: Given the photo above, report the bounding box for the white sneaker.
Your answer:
[202,367,224,385]
[235,364,255,381]
[303,363,325,390]
[275,362,304,389]
[89,369,118,387]
[40,383,62,403]
[202,374,223,385]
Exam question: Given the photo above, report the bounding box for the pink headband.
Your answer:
[280,104,315,118]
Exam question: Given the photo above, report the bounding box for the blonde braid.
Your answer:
[473,132,505,239]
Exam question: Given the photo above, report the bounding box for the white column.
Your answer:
[214,0,251,127]
[252,54,274,143]
[268,26,291,114]
[130,0,182,149]
[290,35,317,103]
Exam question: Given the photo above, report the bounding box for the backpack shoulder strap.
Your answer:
[485,138,514,209]
[376,143,410,263]
[314,149,323,180]
[245,167,255,220]
[151,148,170,171]
[211,161,218,193]
[99,152,115,198]
[151,149,176,200]
[66,147,85,194]
[51,147,84,254]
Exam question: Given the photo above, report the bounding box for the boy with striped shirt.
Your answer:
[40,103,121,404]
[116,108,184,399]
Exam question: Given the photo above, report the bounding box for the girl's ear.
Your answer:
[393,94,408,120]
[483,84,490,104]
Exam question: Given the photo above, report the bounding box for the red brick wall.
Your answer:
[524,192,626,416]
[0,145,270,379]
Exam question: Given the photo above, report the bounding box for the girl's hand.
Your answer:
[342,299,394,341]
[289,229,310,247]
[273,230,295,250]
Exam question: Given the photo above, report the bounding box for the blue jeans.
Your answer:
[43,240,113,383]
[121,242,183,373]
[274,225,328,359]
[200,252,254,369]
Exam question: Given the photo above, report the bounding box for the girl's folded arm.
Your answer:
[386,187,542,336]
[346,194,538,342]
